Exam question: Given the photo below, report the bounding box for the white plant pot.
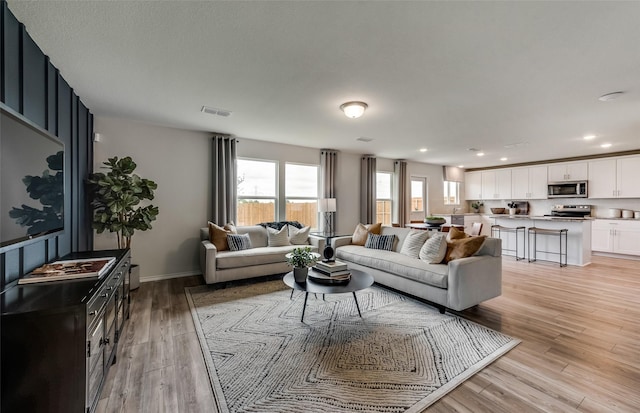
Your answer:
[508,208,517,216]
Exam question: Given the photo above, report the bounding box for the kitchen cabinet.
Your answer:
[589,155,640,198]
[481,169,512,200]
[548,161,588,182]
[511,166,547,199]
[1,249,131,413]
[592,219,640,256]
[465,171,482,200]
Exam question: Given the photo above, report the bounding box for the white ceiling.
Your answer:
[8,1,640,169]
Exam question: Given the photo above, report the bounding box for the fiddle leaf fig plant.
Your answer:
[88,156,159,249]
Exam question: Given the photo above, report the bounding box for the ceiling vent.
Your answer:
[201,106,232,117]
[357,137,374,142]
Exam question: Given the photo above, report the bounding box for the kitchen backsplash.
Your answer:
[476,199,640,218]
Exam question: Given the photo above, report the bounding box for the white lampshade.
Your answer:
[318,198,337,212]
[340,101,368,119]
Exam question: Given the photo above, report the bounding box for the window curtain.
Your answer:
[360,155,377,224]
[393,160,407,227]
[212,135,237,225]
[320,149,338,233]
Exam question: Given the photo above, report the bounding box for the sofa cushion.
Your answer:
[267,225,290,247]
[365,233,395,251]
[208,222,237,251]
[288,225,310,245]
[336,245,449,289]
[236,225,268,248]
[227,233,252,251]
[419,233,447,264]
[444,236,487,263]
[352,223,382,246]
[216,245,309,269]
[399,230,429,258]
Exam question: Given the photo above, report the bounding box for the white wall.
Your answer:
[93,116,211,281]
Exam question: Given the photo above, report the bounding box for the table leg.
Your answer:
[301,292,309,322]
[290,289,294,300]
[352,292,362,317]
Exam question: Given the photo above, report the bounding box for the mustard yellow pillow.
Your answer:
[208,222,237,251]
[443,235,486,263]
[447,226,469,241]
[351,223,383,246]
[367,222,382,235]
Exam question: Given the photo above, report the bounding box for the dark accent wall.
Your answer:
[0,0,94,289]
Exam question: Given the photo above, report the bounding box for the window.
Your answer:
[285,163,319,228]
[237,159,277,225]
[411,179,424,212]
[376,172,392,226]
[443,181,460,205]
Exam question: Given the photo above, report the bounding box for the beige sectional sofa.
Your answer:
[199,225,324,284]
[332,226,502,312]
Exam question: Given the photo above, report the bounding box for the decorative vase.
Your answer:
[509,208,517,216]
[473,208,480,213]
[293,266,309,284]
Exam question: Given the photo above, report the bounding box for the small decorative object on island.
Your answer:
[285,247,320,284]
[471,201,483,213]
[507,201,517,216]
[88,156,159,289]
[424,216,446,225]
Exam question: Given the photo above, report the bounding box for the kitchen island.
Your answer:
[491,215,592,266]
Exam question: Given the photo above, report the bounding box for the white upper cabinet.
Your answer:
[511,166,547,199]
[588,155,640,198]
[464,171,483,200]
[547,161,588,182]
[481,169,511,200]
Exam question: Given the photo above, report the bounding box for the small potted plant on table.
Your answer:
[507,201,518,216]
[285,247,320,284]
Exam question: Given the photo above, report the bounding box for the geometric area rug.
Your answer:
[185,280,519,413]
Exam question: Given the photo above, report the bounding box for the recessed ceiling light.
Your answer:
[458,165,464,168]
[477,152,485,157]
[500,157,508,161]
[583,135,596,140]
[419,148,427,152]
[601,143,612,148]
[598,91,624,102]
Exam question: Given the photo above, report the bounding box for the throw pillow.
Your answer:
[364,233,395,251]
[227,233,252,251]
[258,221,304,230]
[419,233,448,264]
[267,225,290,247]
[399,230,429,259]
[288,225,311,245]
[443,235,487,263]
[351,222,383,246]
[447,226,469,241]
[208,222,237,251]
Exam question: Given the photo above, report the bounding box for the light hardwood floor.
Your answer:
[97,255,640,412]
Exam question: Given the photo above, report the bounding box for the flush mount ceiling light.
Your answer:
[340,101,368,118]
[500,157,508,161]
[583,134,596,140]
[419,148,428,152]
[601,143,612,148]
[477,152,485,157]
[598,91,624,102]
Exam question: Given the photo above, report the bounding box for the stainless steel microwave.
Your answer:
[547,181,588,198]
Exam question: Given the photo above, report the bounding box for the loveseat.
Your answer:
[199,224,324,284]
[332,225,502,312]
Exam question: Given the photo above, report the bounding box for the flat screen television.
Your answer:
[0,104,65,250]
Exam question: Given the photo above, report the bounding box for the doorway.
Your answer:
[410,176,429,222]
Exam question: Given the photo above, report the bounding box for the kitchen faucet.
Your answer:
[452,207,461,214]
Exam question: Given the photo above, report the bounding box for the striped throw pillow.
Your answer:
[419,233,447,264]
[399,230,429,259]
[227,233,252,251]
[364,233,395,251]
[288,225,310,245]
[267,225,290,247]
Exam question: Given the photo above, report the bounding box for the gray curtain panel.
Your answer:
[394,160,408,227]
[321,149,338,233]
[360,155,377,224]
[212,135,237,225]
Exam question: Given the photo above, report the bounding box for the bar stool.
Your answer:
[491,225,525,260]
[527,227,568,267]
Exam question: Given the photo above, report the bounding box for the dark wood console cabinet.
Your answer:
[1,249,131,413]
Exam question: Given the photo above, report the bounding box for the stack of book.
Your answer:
[311,260,351,281]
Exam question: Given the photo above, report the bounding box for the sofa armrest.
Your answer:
[199,240,218,284]
[308,235,326,251]
[332,236,353,249]
[446,255,502,311]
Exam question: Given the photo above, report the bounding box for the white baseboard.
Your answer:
[140,271,201,283]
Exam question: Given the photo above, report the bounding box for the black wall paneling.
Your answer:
[0,0,94,291]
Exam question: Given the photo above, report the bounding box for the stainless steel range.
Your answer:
[546,204,592,218]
